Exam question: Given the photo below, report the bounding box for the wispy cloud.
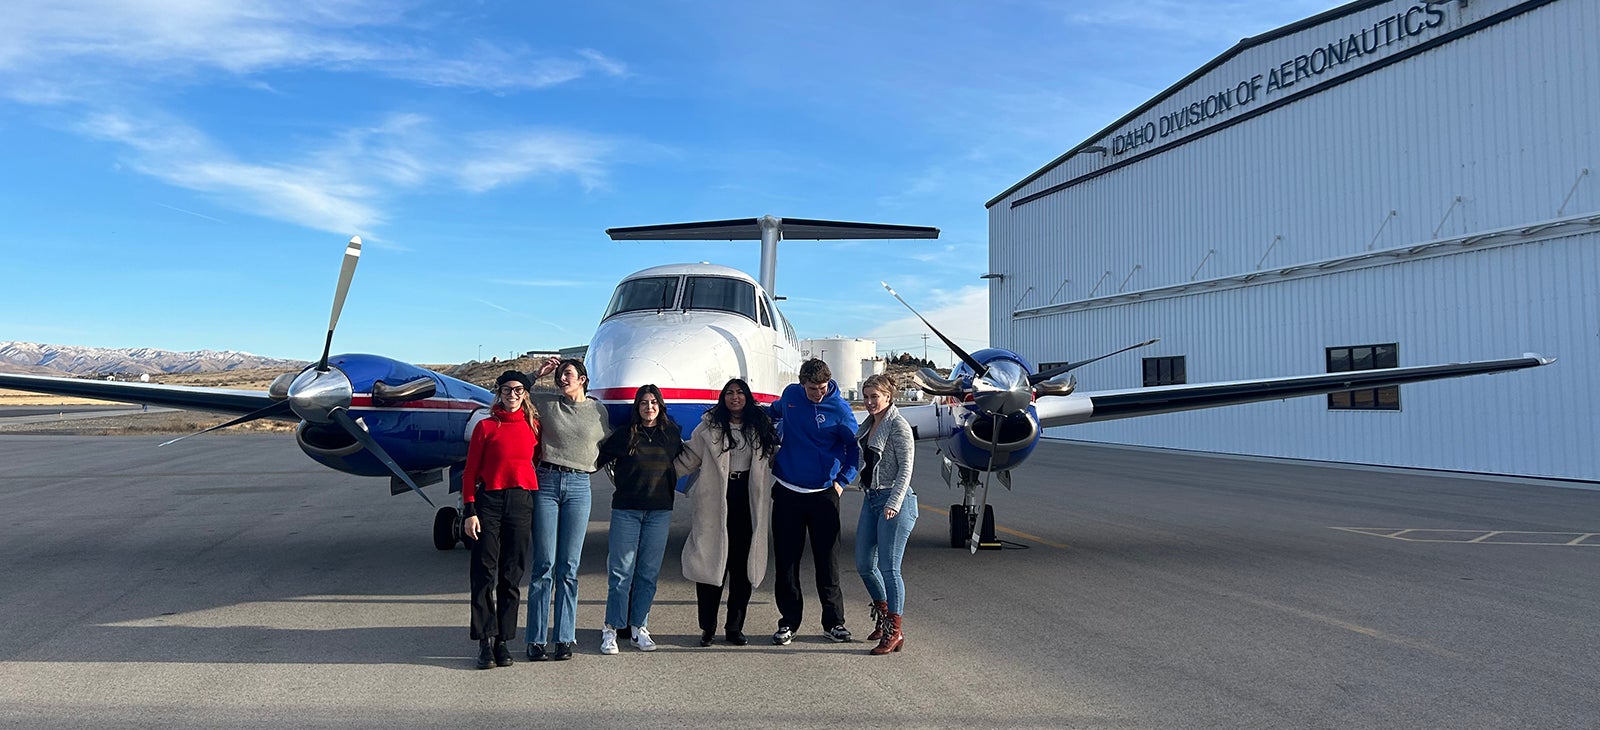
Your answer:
[72,110,620,236]
[0,1,627,103]
[78,111,386,234]
[850,284,990,362]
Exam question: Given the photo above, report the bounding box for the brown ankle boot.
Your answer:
[871,613,903,655]
[866,600,888,641]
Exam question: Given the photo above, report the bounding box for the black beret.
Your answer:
[495,370,532,390]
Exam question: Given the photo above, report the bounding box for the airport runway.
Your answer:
[1,434,1596,729]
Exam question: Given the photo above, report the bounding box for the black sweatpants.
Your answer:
[771,485,845,631]
[696,473,755,633]
[469,487,533,641]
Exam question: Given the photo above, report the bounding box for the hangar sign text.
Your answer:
[1110,2,1450,156]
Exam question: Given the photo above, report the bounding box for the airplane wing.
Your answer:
[606,217,939,240]
[1034,354,1552,428]
[0,372,285,418]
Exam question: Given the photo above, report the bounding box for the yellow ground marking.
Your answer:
[920,504,1073,550]
[1332,527,1600,546]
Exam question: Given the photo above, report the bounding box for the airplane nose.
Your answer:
[606,357,675,391]
[287,367,353,423]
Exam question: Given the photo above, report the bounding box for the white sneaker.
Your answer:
[599,626,619,655]
[630,626,657,652]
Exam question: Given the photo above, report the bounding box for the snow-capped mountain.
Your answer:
[0,341,306,376]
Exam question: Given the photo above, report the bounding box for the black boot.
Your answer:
[725,628,748,646]
[493,639,513,667]
[476,640,494,669]
[699,629,715,647]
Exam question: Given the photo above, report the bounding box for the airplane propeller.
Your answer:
[164,236,434,507]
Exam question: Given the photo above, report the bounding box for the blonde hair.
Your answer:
[862,373,897,399]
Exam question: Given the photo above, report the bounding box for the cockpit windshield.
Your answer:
[602,274,760,323]
[604,276,679,318]
[684,276,756,321]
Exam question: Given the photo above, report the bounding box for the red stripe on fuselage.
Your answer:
[590,387,779,403]
[349,395,486,410]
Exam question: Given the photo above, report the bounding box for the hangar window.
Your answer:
[1326,344,1399,411]
[1142,356,1186,387]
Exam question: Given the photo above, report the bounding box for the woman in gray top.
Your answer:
[854,372,917,656]
[523,356,612,661]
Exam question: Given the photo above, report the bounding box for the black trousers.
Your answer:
[697,473,755,633]
[469,488,533,641]
[771,485,845,630]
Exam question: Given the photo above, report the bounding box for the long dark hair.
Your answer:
[710,378,778,459]
[625,384,676,456]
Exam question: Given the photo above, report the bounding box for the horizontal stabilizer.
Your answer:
[606,217,939,241]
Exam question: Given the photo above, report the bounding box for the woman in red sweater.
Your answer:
[462,370,541,669]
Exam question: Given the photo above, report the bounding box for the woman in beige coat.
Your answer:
[674,378,779,647]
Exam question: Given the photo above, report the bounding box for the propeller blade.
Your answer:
[881,282,987,374]
[970,415,1000,554]
[159,400,294,447]
[330,407,435,508]
[1027,338,1160,385]
[318,236,363,372]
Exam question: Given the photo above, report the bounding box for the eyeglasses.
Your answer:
[498,386,526,395]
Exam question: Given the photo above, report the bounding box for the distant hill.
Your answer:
[0,341,307,376]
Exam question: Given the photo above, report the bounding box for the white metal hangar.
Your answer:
[986,0,1598,482]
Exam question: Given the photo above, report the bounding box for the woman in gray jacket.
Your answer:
[674,378,779,647]
[854,372,917,655]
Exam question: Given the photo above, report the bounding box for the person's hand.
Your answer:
[884,507,898,520]
[834,482,844,496]
[464,515,481,540]
[539,355,560,377]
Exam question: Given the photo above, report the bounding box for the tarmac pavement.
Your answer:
[0,434,1596,729]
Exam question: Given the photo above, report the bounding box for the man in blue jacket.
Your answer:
[769,358,860,645]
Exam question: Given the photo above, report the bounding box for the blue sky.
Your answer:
[0,0,1339,365]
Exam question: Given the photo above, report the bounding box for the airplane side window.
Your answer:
[757,296,772,328]
[604,276,680,319]
[684,277,757,321]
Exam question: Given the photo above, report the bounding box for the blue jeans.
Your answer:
[855,490,917,614]
[526,468,591,645]
[605,509,672,630]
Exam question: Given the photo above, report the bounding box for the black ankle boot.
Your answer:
[725,628,748,646]
[699,629,715,647]
[493,639,513,667]
[476,640,494,669]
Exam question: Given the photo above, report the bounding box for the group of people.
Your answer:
[461,356,917,669]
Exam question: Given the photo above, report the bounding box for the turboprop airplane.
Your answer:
[0,218,939,551]
[0,220,1554,554]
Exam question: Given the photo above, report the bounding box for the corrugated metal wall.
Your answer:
[988,0,1600,480]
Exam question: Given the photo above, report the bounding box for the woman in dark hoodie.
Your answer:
[594,384,682,654]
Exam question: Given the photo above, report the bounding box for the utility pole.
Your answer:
[921,333,929,363]
[478,344,483,362]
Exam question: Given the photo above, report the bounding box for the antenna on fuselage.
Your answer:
[605,216,940,298]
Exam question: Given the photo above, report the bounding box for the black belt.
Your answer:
[538,461,586,474]
[727,471,748,480]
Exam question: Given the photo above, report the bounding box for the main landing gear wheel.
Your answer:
[433,506,460,551]
[948,504,996,549]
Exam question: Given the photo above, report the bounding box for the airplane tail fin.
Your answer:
[606,215,938,297]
